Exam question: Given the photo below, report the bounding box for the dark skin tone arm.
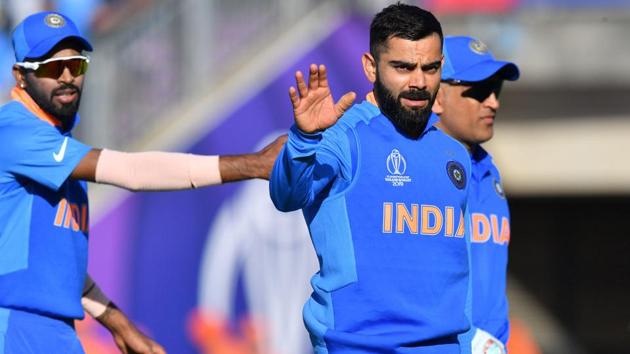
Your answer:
[96,302,166,354]
[70,134,288,183]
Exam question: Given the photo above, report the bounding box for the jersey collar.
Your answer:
[11,85,79,132]
[471,145,495,180]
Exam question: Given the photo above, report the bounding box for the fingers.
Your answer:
[151,343,167,354]
[308,64,318,91]
[335,91,357,117]
[292,64,327,101]
[289,86,300,109]
[295,70,308,98]
[318,64,329,88]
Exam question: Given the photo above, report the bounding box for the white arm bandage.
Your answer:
[82,274,111,318]
[95,149,222,191]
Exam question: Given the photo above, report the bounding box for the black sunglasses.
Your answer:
[442,78,503,102]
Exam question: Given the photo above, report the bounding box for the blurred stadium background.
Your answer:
[1,0,629,353]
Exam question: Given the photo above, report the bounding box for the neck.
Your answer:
[366,91,378,107]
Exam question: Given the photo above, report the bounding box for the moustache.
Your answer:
[52,84,81,97]
[398,89,431,101]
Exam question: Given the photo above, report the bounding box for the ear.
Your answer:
[362,52,377,83]
[432,85,446,115]
[13,65,26,88]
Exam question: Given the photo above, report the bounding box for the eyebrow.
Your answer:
[421,60,442,70]
[388,59,442,70]
[389,60,417,69]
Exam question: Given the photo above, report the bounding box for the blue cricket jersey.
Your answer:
[271,100,473,354]
[469,147,510,344]
[0,100,91,320]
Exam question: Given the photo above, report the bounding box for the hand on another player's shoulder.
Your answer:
[257,134,287,180]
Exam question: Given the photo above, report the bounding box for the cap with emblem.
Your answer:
[11,11,93,62]
[441,35,519,83]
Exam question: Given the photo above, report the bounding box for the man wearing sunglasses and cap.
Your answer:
[431,35,520,354]
[0,11,286,353]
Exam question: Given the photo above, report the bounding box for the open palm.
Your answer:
[290,64,356,133]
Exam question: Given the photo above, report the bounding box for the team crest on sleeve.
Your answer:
[446,161,466,190]
[385,149,411,187]
[494,178,506,198]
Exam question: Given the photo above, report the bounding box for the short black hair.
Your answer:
[370,2,443,60]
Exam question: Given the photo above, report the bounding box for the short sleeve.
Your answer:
[0,116,92,191]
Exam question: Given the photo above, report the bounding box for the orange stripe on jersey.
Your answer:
[11,86,62,127]
[54,199,68,227]
[472,213,491,243]
[500,216,511,244]
[396,203,419,234]
[383,203,393,233]
[444,206,455,236]
[491,214,501,244]
[421,205,442,235]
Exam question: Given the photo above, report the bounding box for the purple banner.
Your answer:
[86,16,372,354]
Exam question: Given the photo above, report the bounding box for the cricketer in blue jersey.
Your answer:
[0,11,284,354]
[432,36,520,354]
[270,4,475,353]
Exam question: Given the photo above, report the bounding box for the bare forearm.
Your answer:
[95,302,122,329]
[219,154,267,182]
[220,134,288,183]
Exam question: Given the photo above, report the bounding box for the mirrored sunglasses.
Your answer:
[16,55,90,79]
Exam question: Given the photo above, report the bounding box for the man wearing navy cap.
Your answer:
[432,35,520,354]
[0,11,285,353]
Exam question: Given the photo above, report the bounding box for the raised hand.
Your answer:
[289,64,356,134]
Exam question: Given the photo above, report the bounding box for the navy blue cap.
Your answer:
[12,12,93,62]
[442,36,519,82]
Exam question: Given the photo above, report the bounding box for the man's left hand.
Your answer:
[97,303,167,354]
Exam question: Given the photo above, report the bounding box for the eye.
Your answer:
[393,64,413,72]
[422,62,441,74]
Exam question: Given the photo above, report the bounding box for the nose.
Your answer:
[408,69,426,90]
[58,65,75,83]
[484,92,500,110]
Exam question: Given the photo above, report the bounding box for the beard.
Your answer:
[374,74,436,140]
[25,81,81,131]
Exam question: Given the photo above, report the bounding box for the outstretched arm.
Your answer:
[270,64,356,212]
[70,134,287,191]
[83,275,166,354]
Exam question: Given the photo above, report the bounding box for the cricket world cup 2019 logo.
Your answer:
[385,149,411,187]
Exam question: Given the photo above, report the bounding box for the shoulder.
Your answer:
[0,102,63,151]
[0,101,34,125]
[431,127,470,160]
[0,101,51,132]
[335,101,380,129]
[323,101,381,140]
[475,145,503,179]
